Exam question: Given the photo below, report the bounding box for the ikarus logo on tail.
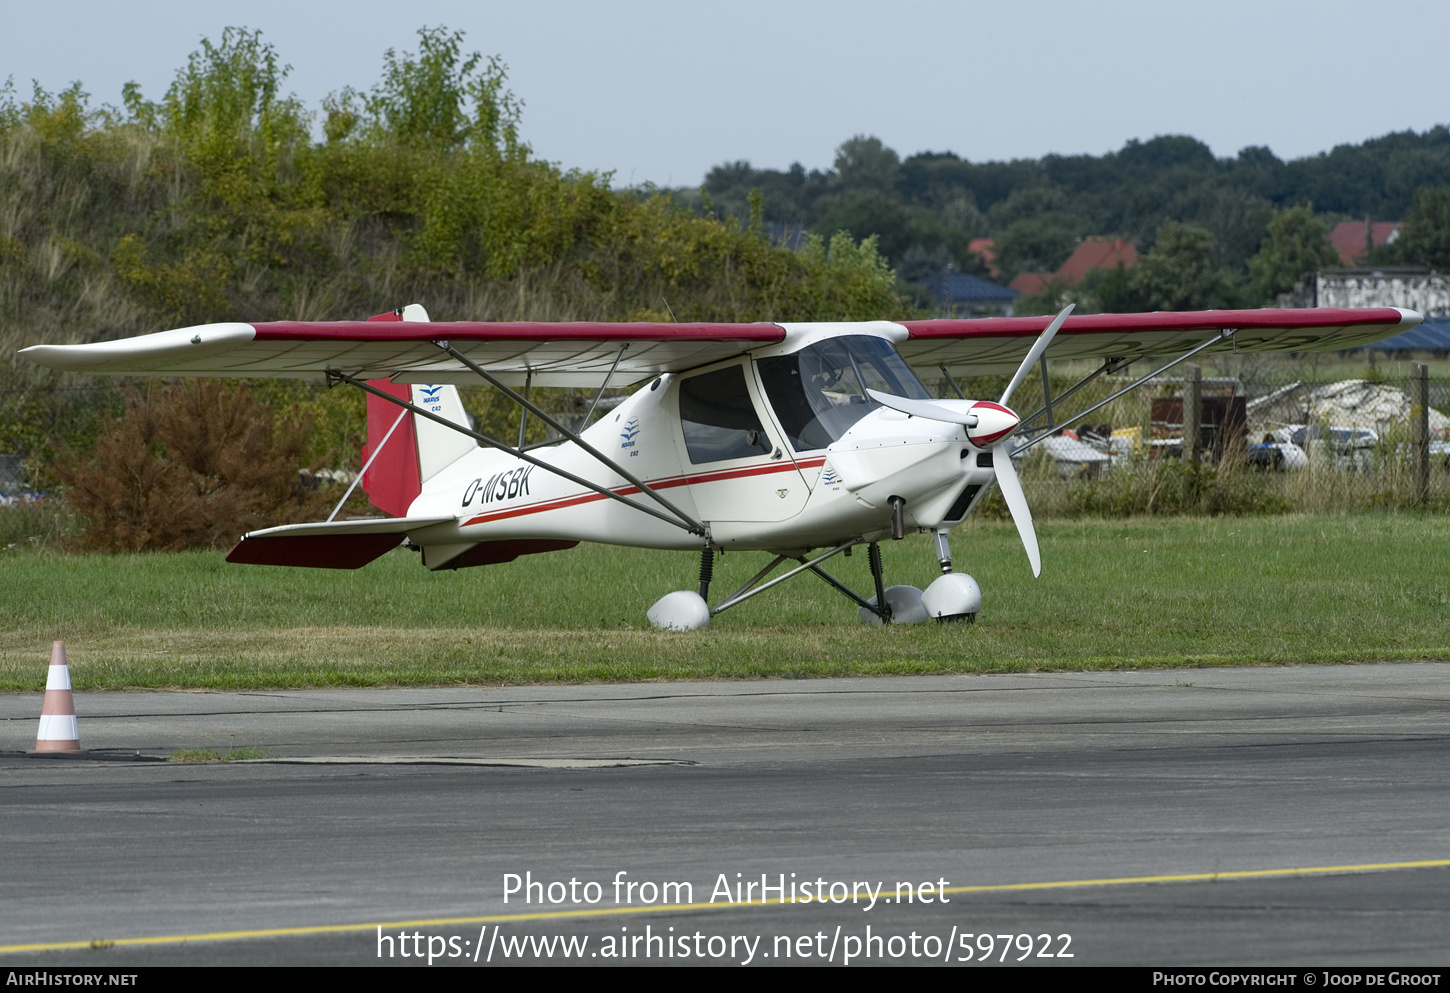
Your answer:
[620,416,641,456]
[419,385,445,413]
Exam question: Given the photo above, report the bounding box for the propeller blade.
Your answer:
[998,303,1074,407]
[992,442,1040,578]
[865,389,977,425]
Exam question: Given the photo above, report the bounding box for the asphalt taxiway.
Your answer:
[2,664,1448,966]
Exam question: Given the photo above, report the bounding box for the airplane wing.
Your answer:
[899,307,1421,375]
[18,320,785,389]
[19,308,1418,385]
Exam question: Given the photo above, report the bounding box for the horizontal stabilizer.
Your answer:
[433,539,580,571]
[226,516,454,569]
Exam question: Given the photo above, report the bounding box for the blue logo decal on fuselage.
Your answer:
[620,416,640,450]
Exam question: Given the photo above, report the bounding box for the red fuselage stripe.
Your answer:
[461,458,826,526]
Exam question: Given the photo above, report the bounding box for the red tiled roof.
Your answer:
[1009,272,1051,297]
[1057,238,1137,284]
[1328,221,1402,265]
[969,238,998,277]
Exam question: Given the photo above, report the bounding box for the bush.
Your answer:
[53,380,330,551]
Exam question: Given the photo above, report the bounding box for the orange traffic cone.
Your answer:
[29,641,84,754]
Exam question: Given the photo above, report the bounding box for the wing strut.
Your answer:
[327,370,706,537]
[1017,355,1134,437]
[430,340,706,536]
[581,343,628,428]
[1011,328,1237,457]
[939,363,967,400]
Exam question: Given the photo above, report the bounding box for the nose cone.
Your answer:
[967,401,1020,447]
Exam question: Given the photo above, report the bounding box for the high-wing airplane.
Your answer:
[21,303,1419,628]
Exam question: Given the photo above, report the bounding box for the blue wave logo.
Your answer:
[821,466,841,487]
[419,386,443,399]
[620,417,641,446]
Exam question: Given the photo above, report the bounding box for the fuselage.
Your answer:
[402,326,1001,568]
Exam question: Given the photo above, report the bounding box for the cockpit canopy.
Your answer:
[758,335,931,452]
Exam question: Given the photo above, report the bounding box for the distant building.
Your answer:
[968,238,1000,278]
[1279,266,1450,354]
[1008,237,1137,298]
[926,272,1019,317]
[1279,267,1450,316]
[1007,271,1050,298]
[1327,220,1403,266]
[1057,237,1139,283]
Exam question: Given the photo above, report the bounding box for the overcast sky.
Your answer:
[8,0,1447,187]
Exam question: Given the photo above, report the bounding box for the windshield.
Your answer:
[758,336,930,452]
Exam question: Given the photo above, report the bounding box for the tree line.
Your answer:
[698,132,1450,313]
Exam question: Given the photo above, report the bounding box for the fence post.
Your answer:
[1411,362,1430,505]
[1183,364,1202,464]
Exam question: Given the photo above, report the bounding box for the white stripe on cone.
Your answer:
[32,641,83,753]
[37,714,79,740]
[45,663,72,691]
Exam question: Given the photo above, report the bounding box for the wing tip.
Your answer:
[18,323,257,373]
[1394,307,1425,330]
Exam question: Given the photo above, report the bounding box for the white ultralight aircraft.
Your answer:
[21,303,1420,628]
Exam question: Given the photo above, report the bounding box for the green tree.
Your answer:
[832,135,900,192]
[160,27,307,159]
[1096,262,1142,312]
[1246,205,1338,303]
[814,190,916,260]
[1396,186,1450,270]
[361,26,521,152]
[993,216,1083,282]
[1129,224,1228,311]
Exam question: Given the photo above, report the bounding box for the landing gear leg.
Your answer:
[867,542,891,623]
[698,542,714,600]
[932,529,952,574]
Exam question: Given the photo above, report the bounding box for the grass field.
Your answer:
[1,513,1447,690]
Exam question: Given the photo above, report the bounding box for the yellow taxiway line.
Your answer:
[4,858,1449,955]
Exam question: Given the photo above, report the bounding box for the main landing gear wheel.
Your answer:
[647,590,711,631]
[858,585,929,625]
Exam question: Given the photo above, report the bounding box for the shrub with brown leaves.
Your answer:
[55,380,332,552]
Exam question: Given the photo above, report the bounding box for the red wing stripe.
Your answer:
[901,308,1412,339]
[252,321,786,343]
[462,458,825,527]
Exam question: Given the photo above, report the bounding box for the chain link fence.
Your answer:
[989,353,1450,514]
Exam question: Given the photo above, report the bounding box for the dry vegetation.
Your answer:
[0,27,902,517]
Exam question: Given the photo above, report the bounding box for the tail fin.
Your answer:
[359,305,477,517]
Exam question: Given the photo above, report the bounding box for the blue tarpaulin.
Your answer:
[1361,317,1450,351]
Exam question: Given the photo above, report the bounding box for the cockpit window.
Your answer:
[679,365,774,464]
[758,336,930,452]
